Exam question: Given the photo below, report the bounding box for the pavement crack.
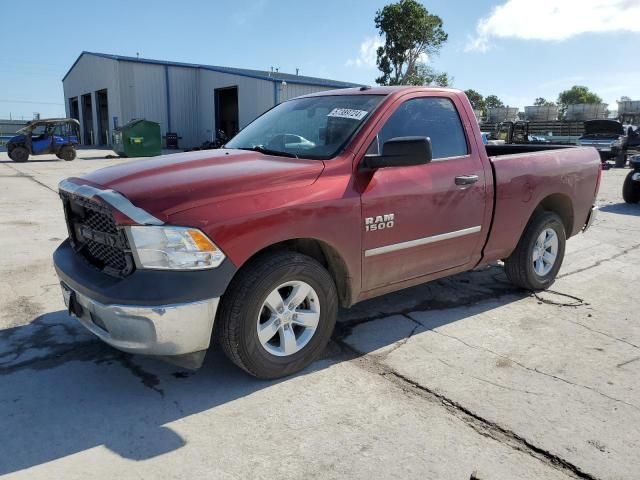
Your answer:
[1,163,58,194]
[375,323,420,360]
[617,356,640,368]
[334,274,522,340]
[333,338,598,480]
[562,316,639,350]
[384,369,599,480]
[416,327,640,412]
[469,375,546,396]
[558,241,640,279]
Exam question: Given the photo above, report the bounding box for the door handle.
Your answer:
[455,175,479,186]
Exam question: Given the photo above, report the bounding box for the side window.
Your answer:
[377,97,468,160]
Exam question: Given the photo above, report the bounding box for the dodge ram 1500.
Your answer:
[53,87,601,378]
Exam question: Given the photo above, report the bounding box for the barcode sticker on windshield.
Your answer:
[327,108,369,120]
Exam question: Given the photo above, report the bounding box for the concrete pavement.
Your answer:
[0,150,638,479]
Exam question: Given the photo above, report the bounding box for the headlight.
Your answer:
[612,139,622,147]
[126,226,225,270]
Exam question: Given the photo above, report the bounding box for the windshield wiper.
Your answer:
[239,146,298,158]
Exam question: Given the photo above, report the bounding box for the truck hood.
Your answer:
[583,120,624,136]
[77,149,325,220]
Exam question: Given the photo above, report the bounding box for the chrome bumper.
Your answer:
[583,205,599,232]
[61,283,219,356]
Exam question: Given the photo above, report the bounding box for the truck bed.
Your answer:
[481,145,601,263]
[486,144,575,157]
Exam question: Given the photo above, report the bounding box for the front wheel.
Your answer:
[8,146,29,162]
[623,171,640,203]
[217,251,338,379]
[504,211,566,290]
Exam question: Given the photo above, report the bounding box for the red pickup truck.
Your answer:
[53,87,601,378]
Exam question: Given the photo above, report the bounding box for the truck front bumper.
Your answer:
[61,282,219,357]
[53,239,236,367]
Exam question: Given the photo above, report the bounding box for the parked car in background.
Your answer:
[7,118,80,162]
[529,135,550,144]
[578,120,628,167]
[623,155,640,203]
[52,87,601,378]
[625,125,640,154]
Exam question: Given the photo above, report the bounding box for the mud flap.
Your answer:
[158,350,207,370]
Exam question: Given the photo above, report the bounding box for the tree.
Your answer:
[557,85,602,117]
[485,95,504,110]
[374,0,448,86]
[464,89,485,113]
[534,97,555,106]
[620,96,632,102]
[405,63,452,87]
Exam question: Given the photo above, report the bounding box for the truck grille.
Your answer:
[60,191,135,277]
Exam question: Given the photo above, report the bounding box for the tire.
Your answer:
[8,146,29,163]
[57,146,77,161]
[623,171,640,203]
[504,211,566,290]
[217,251,338,379]
[615,152,626,168]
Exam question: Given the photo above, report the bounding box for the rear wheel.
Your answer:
[217,251,338,379]
[504,211,566,290]
[57,146,76,161]
[615,152,627,168]
[8,146,29,162]
[623,171,640,203]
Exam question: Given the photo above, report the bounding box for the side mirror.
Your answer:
[362,136,432,170]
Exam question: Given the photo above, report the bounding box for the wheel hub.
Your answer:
[532,228,559,277]
[256,280,321,357]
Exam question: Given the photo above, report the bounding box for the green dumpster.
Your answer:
[112,119,161,157]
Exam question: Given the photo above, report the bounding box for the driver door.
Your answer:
[360,94,488,291]
[31,125,54,154]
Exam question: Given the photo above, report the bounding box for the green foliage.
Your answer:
[464,89,485,113]
[405,63,452,87]
[374,0,448,86]
[485,95,504,110]
[557,85,602,117]
[534,97,555,106]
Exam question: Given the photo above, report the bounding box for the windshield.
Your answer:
[226,95,384,159]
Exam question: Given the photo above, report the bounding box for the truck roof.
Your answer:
[300,86,462,99]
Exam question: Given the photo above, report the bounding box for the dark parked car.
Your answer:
[626,125,640,153]
[578,120,627,167]
[623,155,640,203]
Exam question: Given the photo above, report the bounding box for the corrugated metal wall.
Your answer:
[197,69,274,143]
[118,62,168,133]
[168,67,199,148]
[63,54,121,145]
[278,83,333,102]
[63,54,347,149]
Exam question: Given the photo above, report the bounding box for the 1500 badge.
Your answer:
[365,214,395,232]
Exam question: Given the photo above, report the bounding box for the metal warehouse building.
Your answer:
[63,51,360,149]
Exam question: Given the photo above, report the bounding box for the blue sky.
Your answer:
[2,0,639,119]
